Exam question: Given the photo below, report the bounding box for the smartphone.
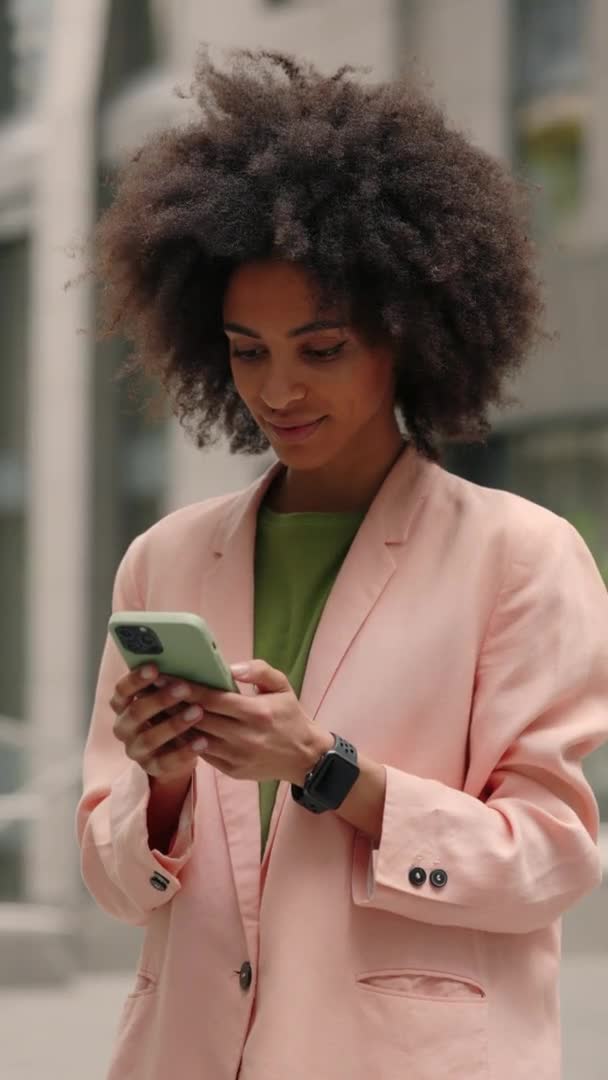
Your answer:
[107,611,238,692]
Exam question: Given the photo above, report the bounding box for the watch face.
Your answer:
[310,754,359,805]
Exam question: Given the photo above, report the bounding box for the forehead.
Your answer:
[222,260,344,329]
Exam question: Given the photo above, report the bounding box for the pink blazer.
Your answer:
[76,446,608,1080]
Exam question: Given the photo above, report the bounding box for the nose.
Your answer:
[260,362,306,412]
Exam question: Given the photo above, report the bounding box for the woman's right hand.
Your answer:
[110,664,204,786]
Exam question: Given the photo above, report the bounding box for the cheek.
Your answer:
[341,357,395,417]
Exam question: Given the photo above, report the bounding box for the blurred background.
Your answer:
[0,1,606,1077]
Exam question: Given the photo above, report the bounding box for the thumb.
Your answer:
[230,659,290,694]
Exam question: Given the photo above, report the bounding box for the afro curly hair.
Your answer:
[95,46,547,464]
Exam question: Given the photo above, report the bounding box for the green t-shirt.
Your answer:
[254,504,365,858]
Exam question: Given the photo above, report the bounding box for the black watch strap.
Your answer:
[291,733,359,814]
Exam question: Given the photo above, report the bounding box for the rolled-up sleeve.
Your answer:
[353,515,608,934]
[75,536,197,926]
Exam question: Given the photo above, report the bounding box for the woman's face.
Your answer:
[223,260,399,471]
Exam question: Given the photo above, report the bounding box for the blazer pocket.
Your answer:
[356,967,486,1002]
[355,968,489,1080]
[109,983,159,1078]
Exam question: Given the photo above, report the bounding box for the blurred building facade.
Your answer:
[0,0,606,981]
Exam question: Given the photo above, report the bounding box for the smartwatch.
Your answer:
[291,733,360,813]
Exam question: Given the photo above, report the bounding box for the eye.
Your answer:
[231,346,265,361]
[306,341,347,360]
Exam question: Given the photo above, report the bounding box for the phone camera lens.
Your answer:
[116,624,163,655]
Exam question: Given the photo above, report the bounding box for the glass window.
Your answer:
[513,0,587,104]
[8,0,53,110]
[511,0,589,235]
[498,423,608,571]
[99,0,158,103]
[0,1,16,116]
[0,237,28,900]
[445,418,608,818]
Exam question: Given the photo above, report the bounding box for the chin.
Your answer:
[270,443,332,470]
[263,418,337,469]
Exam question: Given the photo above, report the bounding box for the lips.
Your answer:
[264,417,324,428]
[266,416,327,443]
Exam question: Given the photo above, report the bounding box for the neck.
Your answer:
[267,423,407,513]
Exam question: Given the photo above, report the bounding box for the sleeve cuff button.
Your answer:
[150,872,170,891]
[408,866,427,887]
[430,869,448,888]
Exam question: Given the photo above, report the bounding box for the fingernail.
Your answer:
[191,736,208,751]
[155,677,168,687]
[170,682,190,699]
[230,663,249,677]
[184,705,202,721]
[141,665,156,678]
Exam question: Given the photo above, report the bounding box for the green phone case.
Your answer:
[107,611,238,692]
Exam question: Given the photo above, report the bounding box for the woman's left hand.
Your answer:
[180,660,333,785]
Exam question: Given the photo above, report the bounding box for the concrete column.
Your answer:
[163,424,267,514]
[24,0,109,910]
[402,0,510,160]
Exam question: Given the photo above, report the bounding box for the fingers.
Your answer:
[109,663,164,714]
[113,677,195,740]
[128,703,205,769]
[107,664,208,782]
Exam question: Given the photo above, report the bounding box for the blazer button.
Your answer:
[239,961,253,991]
[408,866,427,887]
[149,871,170,891]
[430,868,448,889]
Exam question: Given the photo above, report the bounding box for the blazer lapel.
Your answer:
[299,443,434,722]
[259,533,398,873]
[262,444,436,864]
[196,459,283,948]
[199,444,436,914]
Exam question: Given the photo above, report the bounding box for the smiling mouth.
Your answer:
[266,416,327,442]
[269,419,323,429]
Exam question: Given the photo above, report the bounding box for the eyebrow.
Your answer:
[223,319,346,339]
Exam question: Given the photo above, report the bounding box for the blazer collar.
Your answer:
[210,439,436,554]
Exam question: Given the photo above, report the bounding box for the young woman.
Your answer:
[76,49,608,1080]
